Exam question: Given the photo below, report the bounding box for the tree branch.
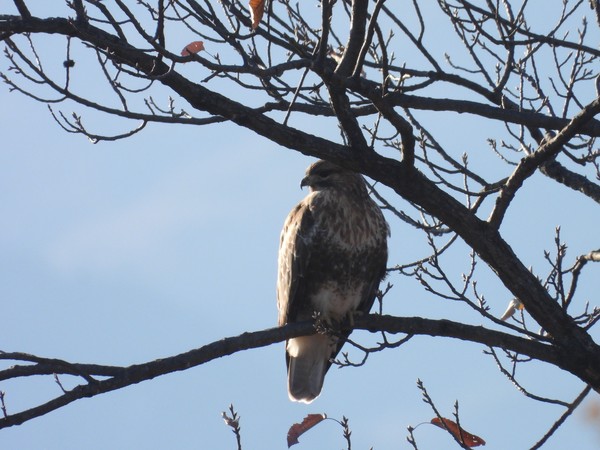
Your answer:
[489,97,600,229]
[12,0,30,19]
[0,314,566,429]
[351,0,386,79]
[540,159,600,204]
[529,384,593,450]
[384,92,600,138]
[335,0,369,77]
[370,95,415,165]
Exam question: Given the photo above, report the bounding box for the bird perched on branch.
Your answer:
[277,160,389,403]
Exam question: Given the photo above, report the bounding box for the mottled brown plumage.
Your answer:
[277,160,389,403]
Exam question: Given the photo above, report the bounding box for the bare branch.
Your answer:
[489,97,600,228]
[530,385,593,450]
[334,0,369,77]
[0,314,571,429]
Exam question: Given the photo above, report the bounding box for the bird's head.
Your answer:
[300,160,365,193]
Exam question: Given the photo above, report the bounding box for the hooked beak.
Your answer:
[300,175,311,189]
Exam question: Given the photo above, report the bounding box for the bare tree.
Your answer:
[1,0,599,447]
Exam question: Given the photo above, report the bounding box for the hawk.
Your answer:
[277,160,389,403]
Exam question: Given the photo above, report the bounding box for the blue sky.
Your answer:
[1,2,600,449]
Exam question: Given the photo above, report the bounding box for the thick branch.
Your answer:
[334,0,369,77]
[0,314,565,429]
[351,0,386,78]
[385,92,600,138]
[12,0,30,19]
[540,160,600,204]
[266,92,600,137]
[326,83,370,151]
[371,95,415,165]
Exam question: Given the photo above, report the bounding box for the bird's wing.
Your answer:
[278,200,331,403]
[277,200,315,328]
[358,244,388,314]
[357,204,389,315]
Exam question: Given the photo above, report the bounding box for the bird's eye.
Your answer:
[318,170,334,178]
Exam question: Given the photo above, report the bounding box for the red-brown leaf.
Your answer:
[181,41,205,57]
[287,413,327,447]
[431,417,486,448]
[248,0,265,30]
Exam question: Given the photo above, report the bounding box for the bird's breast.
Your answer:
[311,194,386,250]
[309,282,365,322]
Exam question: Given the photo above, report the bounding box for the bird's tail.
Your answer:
[286,335,333,403]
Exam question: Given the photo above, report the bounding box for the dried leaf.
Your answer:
[431,417,486,448]
[181,41,205,57]
[249,0,265,30]
[500,298,524,321]
[287,413,327,447]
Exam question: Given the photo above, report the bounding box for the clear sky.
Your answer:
[1,2,599,450]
